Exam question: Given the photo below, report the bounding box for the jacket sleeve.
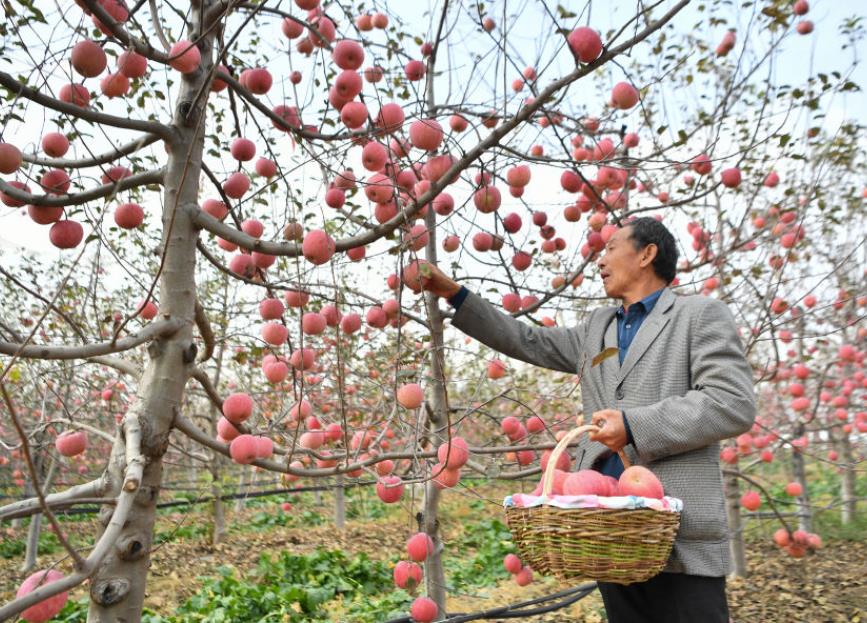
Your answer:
[450,290,586,374]
[627,298,757,462]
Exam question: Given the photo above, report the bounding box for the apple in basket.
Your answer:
[530,469,570,495]
[601,475,619,496]
[617,466,664,498]
[563,469,609,496]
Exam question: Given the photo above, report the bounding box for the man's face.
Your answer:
[596,226,650,299]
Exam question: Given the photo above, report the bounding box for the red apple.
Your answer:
[567,27,603,63]
[168,40,201,73]
[71,39,107,77]
[617,465,664,498]
[563,469,610,496]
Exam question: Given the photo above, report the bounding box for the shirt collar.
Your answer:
[616,286,666,318]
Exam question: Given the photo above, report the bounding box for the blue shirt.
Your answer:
[597,286,666,478]
[616,287,665,365]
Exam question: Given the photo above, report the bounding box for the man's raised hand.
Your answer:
[402,261,461,299]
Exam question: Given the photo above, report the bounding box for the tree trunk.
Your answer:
[334,475,345,530]
[234,466,248,513]
[22,459,56,573]
[211,484,226,544]
[209,276,230,545]
[86,5,212,618]
[419,207,449,617]
[723,465,747,578]
[791,424,812,533]
[838,434,856,524]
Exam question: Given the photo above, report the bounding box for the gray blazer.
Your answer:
[451,287,756,577]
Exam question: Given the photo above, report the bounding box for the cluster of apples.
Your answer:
[394,527,438,622]
[503,553,534,586]
[533,465,665,499]
[393,533,431,592]
[773,527,822,558]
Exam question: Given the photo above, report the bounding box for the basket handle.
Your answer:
[541,424,631,498]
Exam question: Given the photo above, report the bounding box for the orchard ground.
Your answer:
[1,479,864,622]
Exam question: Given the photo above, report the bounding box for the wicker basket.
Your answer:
[505,424,680,585]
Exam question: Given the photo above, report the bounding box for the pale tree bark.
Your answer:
[22,458,57,573]
[18,432,46,569]
[790,421,812,533]
[419,207,449,616]
[234,467,248,513]
[207,275,231,544]
[790,316,812,533]
[837,432,856,524]
[84,2,213,618]
[418,5,450,613]
[835,359,857,526]
[723,463,747,578]
[334,475,346,531]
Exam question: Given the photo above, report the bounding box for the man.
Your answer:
[410,217,756,623]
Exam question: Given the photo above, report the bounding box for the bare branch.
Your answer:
[48,419,116,444]
[0,168,165,208]
[80,0,170,64]
[0,477,108,521]
[0,318,185,360]
[0,266,87,340]
[22,134,161,169]
[88,355,141,377]
[0,71,174,140]
[148,0,171,52]
[189,366,223,411]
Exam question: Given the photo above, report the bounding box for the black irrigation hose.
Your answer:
[381,583,598,623]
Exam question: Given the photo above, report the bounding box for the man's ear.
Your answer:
[640,243,658,268]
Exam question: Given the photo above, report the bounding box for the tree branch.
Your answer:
[80,0,170,64]
[0,477,108,521]
[175,412,583,478]
[189,366,223,411]
[22,134,161,169]
[88,355,141,377]
[0,168,165,208]
[0,317,184,360]
[0,71,173,140]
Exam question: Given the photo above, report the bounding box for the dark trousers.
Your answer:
[597,572,730,623]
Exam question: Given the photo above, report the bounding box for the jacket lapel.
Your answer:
[616,288,676,383]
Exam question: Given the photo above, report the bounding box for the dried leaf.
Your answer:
[591,347,619,368]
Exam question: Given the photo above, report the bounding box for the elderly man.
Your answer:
[411,216,756,623]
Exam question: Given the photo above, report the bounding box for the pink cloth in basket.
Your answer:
[505,493,683,512]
